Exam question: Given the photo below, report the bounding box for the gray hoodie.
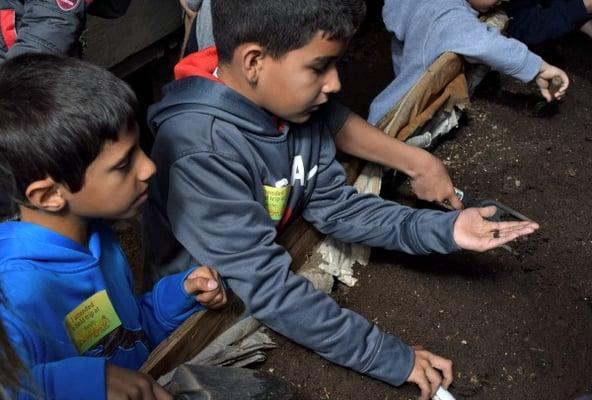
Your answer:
[144,51,462,386]
[368,0,543,124]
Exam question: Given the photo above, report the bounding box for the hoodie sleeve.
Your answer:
[0,314,107,400]
[5,0,86,59]
[425,6,542,82]
[302,122,462,255]
[136,267,204,345]
[163,147,416,387]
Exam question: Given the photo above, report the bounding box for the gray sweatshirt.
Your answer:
[144,53,461,386]
[368,0,544,124]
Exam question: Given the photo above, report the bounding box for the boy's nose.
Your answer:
[138,151,157,181]
[322,66,341,94]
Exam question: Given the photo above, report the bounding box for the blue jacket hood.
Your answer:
[0,221,101,272]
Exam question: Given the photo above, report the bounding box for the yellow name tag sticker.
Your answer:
[64,290,122,354]
[263,184,291,221]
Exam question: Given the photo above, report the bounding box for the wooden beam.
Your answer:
[83,0,182,69]
[140,293,244,379]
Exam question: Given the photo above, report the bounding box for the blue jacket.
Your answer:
[368,0,544,124]
[143,49,462,387]
[0,221,202,400]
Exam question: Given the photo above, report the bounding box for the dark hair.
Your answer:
[212,0,366,63]
[0,53,137,203]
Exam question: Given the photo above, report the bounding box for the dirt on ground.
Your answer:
[253,6,592,400]
[117,4,592,399]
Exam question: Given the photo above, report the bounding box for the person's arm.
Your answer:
[335,112,463,209]
[161,144,416,387]
[5,0,86,59]
[428,9,569,102]
[303,114,539,254]
[135,267,207,345]
[428,10,542,82]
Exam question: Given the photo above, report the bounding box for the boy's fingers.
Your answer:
[477,205,497,219]
[186,276,218,294]
[415,373,431,400]
[188,266,215,280]
[446,192,464,209]
[196,288,220,303]
[152,382,173,400]
[424,366,442,397]
[430,357,453,388]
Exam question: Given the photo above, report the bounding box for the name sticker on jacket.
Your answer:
[263,180,291,221]
[64,290,122,354]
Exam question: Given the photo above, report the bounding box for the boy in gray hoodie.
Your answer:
[368,0,570,125]
[144,1,539,398]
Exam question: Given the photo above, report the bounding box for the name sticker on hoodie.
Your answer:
[264,179,291,221]
[64,290,122,354]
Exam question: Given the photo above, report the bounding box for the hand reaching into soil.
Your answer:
[536,62,569,101]
[106,364,172,400]
[407,346,453,400]
[183,266,228,309]
[453,206,539,251]
[409,151,464,210]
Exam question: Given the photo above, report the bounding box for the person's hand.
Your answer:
[453,206,539,251]
[183,266,228,310]
[536,62,569,101]
[106,364,172,400]
[406,346,453,400]
[409,151,464,209]
[178,0,198,17]
[580,20,592,40]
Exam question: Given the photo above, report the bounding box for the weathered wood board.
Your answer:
[82,0,182,70]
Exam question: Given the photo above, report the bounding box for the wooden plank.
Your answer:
[82,0,182,69]
[140,293,245,378]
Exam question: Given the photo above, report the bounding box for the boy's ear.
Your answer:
[25,178,67,212]
[239,43,267,84]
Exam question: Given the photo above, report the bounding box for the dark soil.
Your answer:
[116,4,592,399]
[254,8,592,400]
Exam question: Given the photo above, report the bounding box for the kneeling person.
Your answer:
[144,1,539,399]
[0,54,226,400]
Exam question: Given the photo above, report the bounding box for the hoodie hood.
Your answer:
[0,221,102,273]
[148,47,284,138]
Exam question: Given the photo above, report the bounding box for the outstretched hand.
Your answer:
[409,151,464,209]
[183,266,228,310]
[453,206,539,252]
[536,62,569,102]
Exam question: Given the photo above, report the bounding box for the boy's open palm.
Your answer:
[453,206,539,252]
[106,364,172,400]
[183,266,228,309]
[407,347,453,400]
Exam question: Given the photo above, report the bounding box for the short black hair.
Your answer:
[212,0,366,63]
[0,53,137,203]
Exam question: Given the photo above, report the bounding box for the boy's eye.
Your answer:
[311,64,329,74]
[114,157,132,171]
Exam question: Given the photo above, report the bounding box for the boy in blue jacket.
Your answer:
[368,0,571,125]
[143,1,539,399]
[0,53,227,400]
